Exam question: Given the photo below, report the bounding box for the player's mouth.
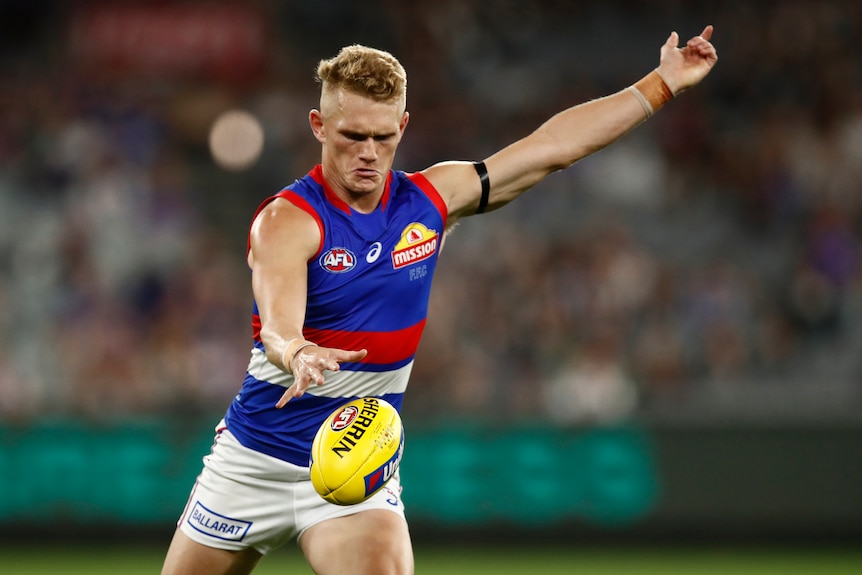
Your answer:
[354,168,379,179]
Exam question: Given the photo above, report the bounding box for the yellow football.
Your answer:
[310,397,404,506]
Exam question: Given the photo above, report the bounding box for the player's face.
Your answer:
[310,88,409,204]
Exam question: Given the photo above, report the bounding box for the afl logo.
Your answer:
[320,247,356,273]
[331,405,359,431]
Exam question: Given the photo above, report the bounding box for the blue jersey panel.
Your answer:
[228,166,445,465]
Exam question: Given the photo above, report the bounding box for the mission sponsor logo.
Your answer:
[391,223,438,269]
[319,247,356,273]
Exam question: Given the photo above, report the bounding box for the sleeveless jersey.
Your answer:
[224,165,448,466]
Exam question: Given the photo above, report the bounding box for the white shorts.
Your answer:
[176,423,405,555]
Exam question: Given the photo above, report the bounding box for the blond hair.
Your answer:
[316,45,407,105]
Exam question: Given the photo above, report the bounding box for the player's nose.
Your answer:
[358,138,378,160]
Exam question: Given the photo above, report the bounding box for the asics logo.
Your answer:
[366,242,383,264]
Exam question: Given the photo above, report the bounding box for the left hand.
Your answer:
[657,25,718,94]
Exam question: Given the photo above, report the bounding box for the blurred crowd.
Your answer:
[1,0,861,425]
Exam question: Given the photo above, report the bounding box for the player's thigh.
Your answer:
[161,528,263,575]
[299,509,413,575]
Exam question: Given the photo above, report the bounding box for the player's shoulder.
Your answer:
[419,160,475,185]
[420,161,483,221]
[251,187,322,244]
[248,194,321,264]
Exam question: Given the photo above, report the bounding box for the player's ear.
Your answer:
[309,109,325,143]
[399,111,409,134]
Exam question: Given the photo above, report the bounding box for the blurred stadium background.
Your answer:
[1,0,861,572]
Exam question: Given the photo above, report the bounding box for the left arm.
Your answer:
[425,26,718,224]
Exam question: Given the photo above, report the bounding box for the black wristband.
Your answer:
[473,161,490,214]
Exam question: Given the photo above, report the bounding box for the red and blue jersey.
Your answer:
[224,165,448,466]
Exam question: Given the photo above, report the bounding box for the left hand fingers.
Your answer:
[687,34,713,49]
